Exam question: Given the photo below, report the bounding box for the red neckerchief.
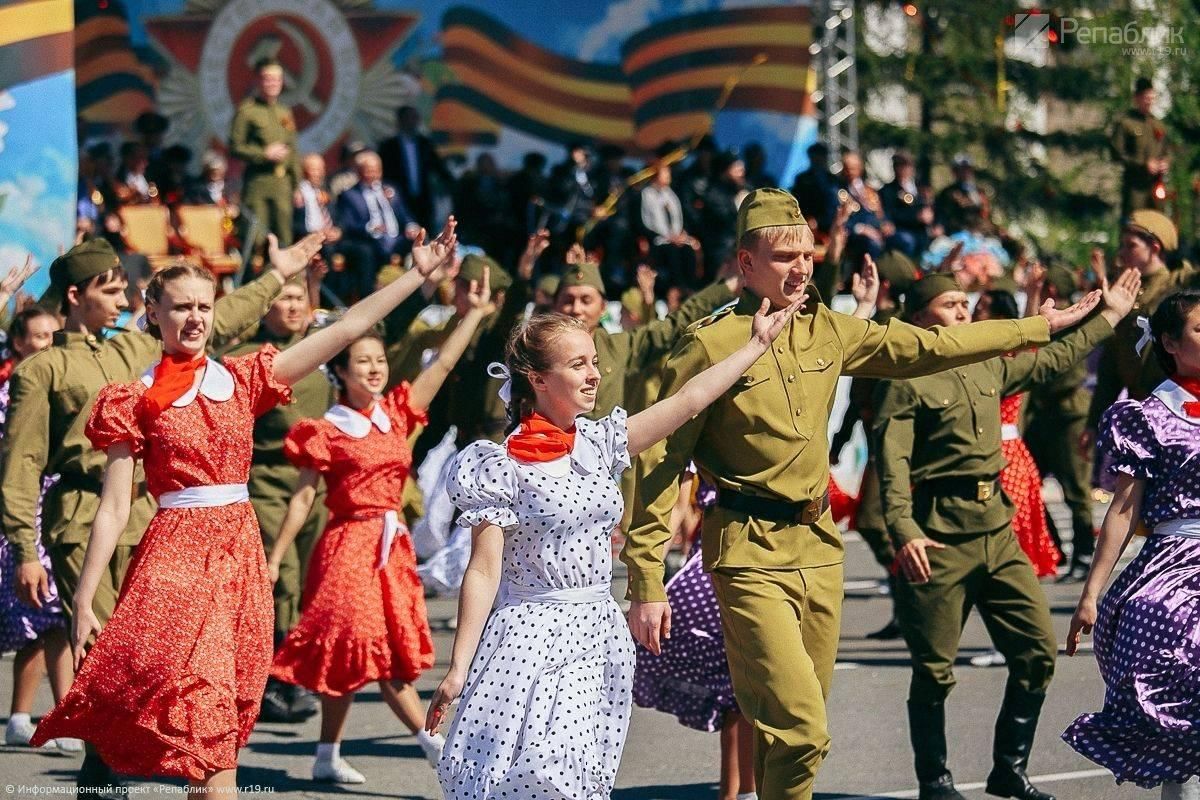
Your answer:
[136,352,205,424]
[1173,374,1200,417]
[507,413,576,463]
[0,358,15,385]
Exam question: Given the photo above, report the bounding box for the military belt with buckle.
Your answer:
[716,488,831,525]
[918,475,1000,502]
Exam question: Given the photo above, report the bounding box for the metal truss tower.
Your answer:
[812,0,859,158]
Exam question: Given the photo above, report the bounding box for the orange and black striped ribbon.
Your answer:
[0,0,75,91]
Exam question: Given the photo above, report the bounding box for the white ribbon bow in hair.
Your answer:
[1134,316,1153,356]
[487,362,512,405]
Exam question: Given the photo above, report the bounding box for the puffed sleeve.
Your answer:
[85,383,146,456]
[1097,399,1157,480]
[577,405,631,481]
[226,344,293,418]
[384,381,429,434]
[447,440,519,530]
[283,419,332,473]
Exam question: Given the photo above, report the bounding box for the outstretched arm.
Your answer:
[425,521,504,734]
[408,269,493,412]
[273,220,457,386]
[1066,474,1144,656]
[625,297,801,457]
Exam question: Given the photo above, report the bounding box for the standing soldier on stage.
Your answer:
[1111,77,1172,219]
[223,278,335,723]
[2,235,322,795]
[873,271,1138,800]
[625,188,1103,800]
[231,58,301,247]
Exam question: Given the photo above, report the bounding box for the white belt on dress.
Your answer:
[497,581,611,605]
[378,510,406,571]
[1153,519,1200,539]
[1001,424,1021,441]
[157,483,249,509]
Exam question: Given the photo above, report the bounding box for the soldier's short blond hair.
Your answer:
[739,223,809,252]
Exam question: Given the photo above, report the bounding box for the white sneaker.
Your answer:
[55,738,84,754]
[970,650,1007,668]
[312,756,366,784]
[418,732,445,767]
[6,716,39,746]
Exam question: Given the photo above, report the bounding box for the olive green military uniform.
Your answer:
[230,96,301,247]
[1088,263,1199,431]
[225,329,335,637]
[2,256,284,625]
[873,308,1113,795]
[625,229,1055,800]
[1110,108,1171,217]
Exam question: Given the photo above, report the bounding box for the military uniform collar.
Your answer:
[140,358,234,406]
[252,326,302,347]
[1152,380,1200,426]
[324,400,390,438]
[53,330,103,350]
[733,288,820,317]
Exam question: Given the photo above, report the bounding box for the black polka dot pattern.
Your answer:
[438,408,636,798]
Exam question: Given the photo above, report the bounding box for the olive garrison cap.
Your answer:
[459,253,511,292]
[39,238,122,311]
[875,250,920,294]
[904,273,961,318]
[536,273,560,297]
[557,261,606,296]
[1044,264,1077,299]
[736,188,806,244]
[1126,209,1178,253]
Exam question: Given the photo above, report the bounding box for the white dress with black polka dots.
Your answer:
[438,407,636,800]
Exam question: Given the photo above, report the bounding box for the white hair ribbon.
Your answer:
[487,362,512,405]
[1134,315,1153,356]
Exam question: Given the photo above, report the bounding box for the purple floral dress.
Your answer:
[1062,381,1200,787]
[0,378,64,654]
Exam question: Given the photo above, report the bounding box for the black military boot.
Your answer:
[908,700,967,800]
[1058,523,1094,583]
[985,685,1056,800]
[286,683,320,719]
[77,752,129,800]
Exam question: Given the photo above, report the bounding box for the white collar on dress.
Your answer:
[1152,379,1200,426]
[506,420,601,477]
[139,358,234,406]
[324,400,390,438]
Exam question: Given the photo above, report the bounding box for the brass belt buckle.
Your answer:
[976,481,993,502]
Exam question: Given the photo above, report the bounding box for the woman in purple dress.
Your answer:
[0,306,77,751]
[1064,289,1200,799]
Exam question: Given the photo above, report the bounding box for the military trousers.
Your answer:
[1025,407,1094,546]
[243,176,294,248]
[711,563,843,800]
[853,460,895,570]
[48,542,136,626]
[250,466,326,636]
[896,525,1056,705]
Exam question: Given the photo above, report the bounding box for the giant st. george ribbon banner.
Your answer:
[0,0,78,295]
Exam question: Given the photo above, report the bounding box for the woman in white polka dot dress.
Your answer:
[424,301,799,799]
[1064,291,1200,799]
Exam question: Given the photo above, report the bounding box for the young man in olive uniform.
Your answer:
[1111,77,1172,218]
[873,271,1137,800]
[231,58,301,246]
[625,188,1101,800]
[223,278,335,722]
[2,234,322,792]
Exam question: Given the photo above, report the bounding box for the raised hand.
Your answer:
[751,297,804,348]
[565,243,586,265]
[636,263,657,299]
[1098,267,1141,323]
[411,217,458,278]
[518,229,551,280]
[0,254,37,301]
[1039,289,1101,335]
[268,232,326,281]
[850,256,880,318]
[466,265,494,314]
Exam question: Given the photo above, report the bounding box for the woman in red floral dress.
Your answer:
[29,223,459,795]
[268,275,494,785]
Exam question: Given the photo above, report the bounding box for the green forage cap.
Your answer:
[736,187,805,244]
[990,274,1019,296]
[536,274,560,297]
[904,273,960,318]
[1126,209,1178,253]
[460,253,511,292]
[875,250,920,294]
[1044,264,1077,298]
[40,238,122,311]
[557,261,606,296]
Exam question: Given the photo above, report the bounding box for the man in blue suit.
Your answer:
[336,149,418,301]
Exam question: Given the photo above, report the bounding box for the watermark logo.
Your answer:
[1011,13,1052,54]
[1008,13,1188,59]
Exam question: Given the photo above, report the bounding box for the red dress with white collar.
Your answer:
[270,382,435,696]
[29,348,291,779]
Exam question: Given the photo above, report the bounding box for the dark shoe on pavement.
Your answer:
[260,680,306,723]
[77,754,129,800]
[287,684,320,719]
[985,768,1056,800]
[866,618,903,640]
[919,773,968,800]
[986,685,1055,800]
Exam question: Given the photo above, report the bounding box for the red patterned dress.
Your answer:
[30,348,291,779]
[999,392,1061,577]
[271,383,435,696]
